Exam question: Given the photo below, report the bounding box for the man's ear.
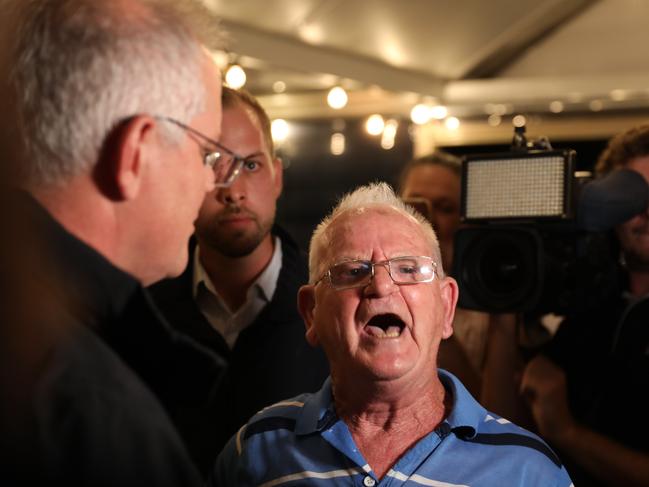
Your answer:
[272,157,283,197]
[297,284,319,347]
[439,276,459,339]
[103,115,156,201]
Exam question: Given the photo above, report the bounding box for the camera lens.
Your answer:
[479,242,529,295]
[457,228,541,311]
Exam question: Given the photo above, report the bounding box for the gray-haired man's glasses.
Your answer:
[155,116,245,188]
[316,256,437,291]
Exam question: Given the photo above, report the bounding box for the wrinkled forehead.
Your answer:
[324,206,428,260]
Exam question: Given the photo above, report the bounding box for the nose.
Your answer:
[218,174,246,204]
[363,262,397,297]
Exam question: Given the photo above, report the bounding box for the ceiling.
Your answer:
[202,0,649,145]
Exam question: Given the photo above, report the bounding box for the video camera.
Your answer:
[451,127,649,314]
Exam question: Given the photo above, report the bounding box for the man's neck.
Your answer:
[333,372,448,429]
[332,372,449,480]
[197,233,275,312]
[30,181,119,267]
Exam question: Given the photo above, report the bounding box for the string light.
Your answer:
[444,117,460,130]
[225,64,246,89]
[381,119,398,150]
[330,132,345,155]
[410,104,430,125]
[271,119,289,144]
[327,86,348,109]
[365,114,385,136]
[549,101,564,113]
[487,114,502,127]
[512,115,526,127]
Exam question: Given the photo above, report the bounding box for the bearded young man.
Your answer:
[149,88,328,471]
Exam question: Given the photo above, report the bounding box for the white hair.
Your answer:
[308,182,444,283]
[11,0,223,186]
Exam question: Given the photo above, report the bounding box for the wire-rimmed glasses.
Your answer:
[155,116,245,188]
[316,256,437,290]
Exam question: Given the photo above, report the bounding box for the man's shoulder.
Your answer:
[240,393,313,438]
[439,410,571,485]
[32,324,202,485]
[212,391,321,486]
[41,323,174,419]
[443,371,566,476]
[470,412,563,467]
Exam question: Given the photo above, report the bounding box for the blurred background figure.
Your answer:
[399,152,461,273]
[150,87,329,471]
[399,152,488,395]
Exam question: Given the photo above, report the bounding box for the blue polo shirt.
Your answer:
[212,370,573,486]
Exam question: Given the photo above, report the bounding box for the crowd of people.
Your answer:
[1,1,647,486]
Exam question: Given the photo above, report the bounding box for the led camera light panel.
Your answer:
[463,152,573,221]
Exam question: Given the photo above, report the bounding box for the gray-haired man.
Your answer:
[1,0,233,484]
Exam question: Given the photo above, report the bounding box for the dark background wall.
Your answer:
[276,117,609,252]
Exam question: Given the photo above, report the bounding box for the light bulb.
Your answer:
[271,119,289,143]
[327,86,348,109]
[444,117,460,130]
[330,132,345,155]
[225,64,246,89]
[365,114,385,136]
[549,101,564,113]
[512,115,526,128]
[381,119,398,150]
[410,104,430,125]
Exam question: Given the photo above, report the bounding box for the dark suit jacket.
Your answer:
[149,226,329,474]
[1,192,223,487]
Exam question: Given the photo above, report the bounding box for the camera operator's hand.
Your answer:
[520,355,575,447]
[521,356,649,487]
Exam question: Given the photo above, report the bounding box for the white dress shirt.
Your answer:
[193,236,282,348]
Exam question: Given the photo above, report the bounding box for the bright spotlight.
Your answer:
[365,114,385,136]
[410,104,430,125]
[271,119,290,143]
[444,117,460,130]
[381,119,398,150]
[327,86,348,109]
[225,64,246,89]
[512,115,527,128]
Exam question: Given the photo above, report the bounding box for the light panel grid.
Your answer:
[465,156,566,219]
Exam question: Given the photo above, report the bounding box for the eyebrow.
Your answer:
[241,151,266,159]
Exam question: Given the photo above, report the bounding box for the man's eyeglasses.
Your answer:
[316,256,437,290]
[155,116,245,187]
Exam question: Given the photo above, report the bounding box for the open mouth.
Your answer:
[364,313,406,339]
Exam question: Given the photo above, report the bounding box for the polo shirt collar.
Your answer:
[295,376,336,435]
[192,235,282,304]
[438,369,485,439]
